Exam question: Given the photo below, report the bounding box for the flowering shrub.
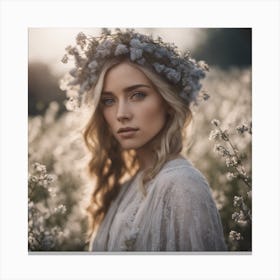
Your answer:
[188,66,252,250]
[28,162,67,250]
[28,102,90,251]
[209,119,251,250]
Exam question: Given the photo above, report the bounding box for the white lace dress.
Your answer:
[89,157,227,251]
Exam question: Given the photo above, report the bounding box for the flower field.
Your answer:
[28,65,251,251]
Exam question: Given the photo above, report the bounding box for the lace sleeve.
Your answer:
[158,168,227,251]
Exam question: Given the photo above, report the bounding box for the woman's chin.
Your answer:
[120,143,140,150]
[118,139,143,150]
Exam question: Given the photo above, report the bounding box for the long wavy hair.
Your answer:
[83,57,193,239]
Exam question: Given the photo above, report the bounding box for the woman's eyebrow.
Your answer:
[123,84,151,93]
[102,84,151,95]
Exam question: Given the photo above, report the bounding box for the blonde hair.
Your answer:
[83,58,192,239]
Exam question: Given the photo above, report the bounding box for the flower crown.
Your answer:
[60,28,209,109]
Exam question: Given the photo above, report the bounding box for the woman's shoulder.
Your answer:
[153,156,211,197]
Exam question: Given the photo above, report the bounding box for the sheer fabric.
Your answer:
[89,157,227,251]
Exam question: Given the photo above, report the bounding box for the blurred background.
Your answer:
[28,28,252,251]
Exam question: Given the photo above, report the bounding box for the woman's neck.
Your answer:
[136,146,182,171]
[136,147,155,171]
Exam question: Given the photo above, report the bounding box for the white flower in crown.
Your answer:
[96,39,113,58]
[114,44,129,56]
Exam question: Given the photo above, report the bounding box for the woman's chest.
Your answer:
[107,182,159,251]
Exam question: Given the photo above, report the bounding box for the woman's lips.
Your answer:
[117,127,139,138]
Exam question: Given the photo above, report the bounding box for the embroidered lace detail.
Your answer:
[121,194,143,251]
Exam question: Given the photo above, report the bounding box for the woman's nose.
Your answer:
[116,100,132,122]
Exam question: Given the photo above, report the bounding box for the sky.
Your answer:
[28,28,206,76]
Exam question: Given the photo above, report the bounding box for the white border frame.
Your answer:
[1,1,279,279]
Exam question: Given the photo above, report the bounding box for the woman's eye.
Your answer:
[101,98,115,106]
[131,92,146,100]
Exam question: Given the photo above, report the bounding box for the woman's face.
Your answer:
[101,62,168,151]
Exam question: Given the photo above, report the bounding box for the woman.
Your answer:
[61,28,227,251]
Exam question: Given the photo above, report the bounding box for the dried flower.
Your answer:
[76,32,87,48]
[209,129,220,141]
[114,44,129,56]
[153,62,165,73]
[220,129,229,141]
[236,124,249,134]
[202,92,210,100]
[214,144,230,157]
[211,119,220,126]
[61,54,68,64]
[130,47,143,61]
[165,67,181,84]
[88,60,98,70]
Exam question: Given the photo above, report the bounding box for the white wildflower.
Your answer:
[226,172,236,181]
[33,162,46,174]
[233,196,243,208]
[54,205,67,215]
[229,230,243,241]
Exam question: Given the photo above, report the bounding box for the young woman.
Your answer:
[61,28,227,251]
